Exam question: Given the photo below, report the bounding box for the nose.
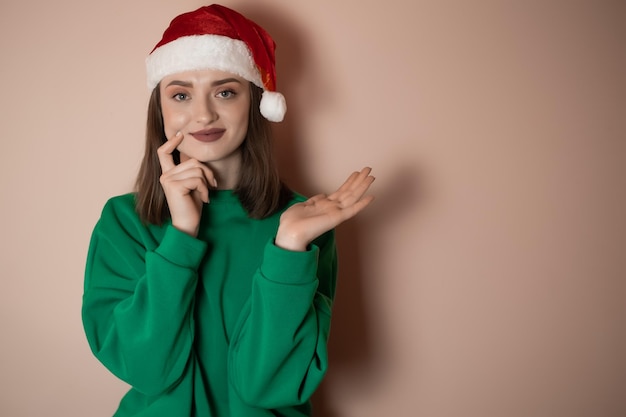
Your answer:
[196,96,218,124]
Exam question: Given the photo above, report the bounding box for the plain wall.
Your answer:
[0,0,624,416]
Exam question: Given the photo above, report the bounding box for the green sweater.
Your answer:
[82,191,337,416]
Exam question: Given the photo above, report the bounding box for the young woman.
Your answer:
[82,4,374,416]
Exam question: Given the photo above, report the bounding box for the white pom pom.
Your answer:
[260,91,287,122]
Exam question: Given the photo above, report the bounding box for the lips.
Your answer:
[190,128,226,143]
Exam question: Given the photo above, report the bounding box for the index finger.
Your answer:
[157,131,183,172]
[329,167,373,198]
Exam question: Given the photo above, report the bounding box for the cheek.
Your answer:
[161,105,191,135]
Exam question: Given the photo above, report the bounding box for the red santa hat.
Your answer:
[146,4,286,122]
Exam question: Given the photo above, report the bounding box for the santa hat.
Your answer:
[146,4,286,122]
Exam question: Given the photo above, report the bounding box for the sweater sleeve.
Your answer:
[81,197,207,396]
[227,230,337,408]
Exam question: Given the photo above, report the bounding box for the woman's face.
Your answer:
[159,69,251,169]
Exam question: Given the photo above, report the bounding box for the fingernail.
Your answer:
[212,178,218,187]
[176,131,182,137]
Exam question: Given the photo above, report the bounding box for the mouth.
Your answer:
[189,128,226,143]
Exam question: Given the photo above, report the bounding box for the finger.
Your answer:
[331,169,363,197]
[337,182,375,210]
[191,181,210,204]
[345,194,375,217]
[348,167,373,191]
[334,167,372,195]
[163,158,218,188]
[191,188,208,206]
[157,131,184,173]
[348,172,376,199]
[187,177,210,203]
[163,176,210,203]
[331,177,375,211]
[329,167,374,200]
[161,168,212,202]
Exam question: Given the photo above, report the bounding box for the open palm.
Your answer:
[275,167,375,251]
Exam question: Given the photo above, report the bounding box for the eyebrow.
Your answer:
[164,78,243,88]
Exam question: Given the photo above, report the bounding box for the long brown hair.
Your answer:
[134,83,292,225]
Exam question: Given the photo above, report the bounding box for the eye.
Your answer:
[172,92,189,101]
[217,89,236,99]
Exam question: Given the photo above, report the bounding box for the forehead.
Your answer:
[161,69,248,87]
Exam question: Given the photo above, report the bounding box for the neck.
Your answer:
[211,155,241,190]
[205,150,243,190]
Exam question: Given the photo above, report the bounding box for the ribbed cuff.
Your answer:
[260,239,319,284]
[154,225,208,268]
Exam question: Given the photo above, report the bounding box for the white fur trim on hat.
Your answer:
[145,35,263,90]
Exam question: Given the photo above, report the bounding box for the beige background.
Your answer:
[1,0,624,416]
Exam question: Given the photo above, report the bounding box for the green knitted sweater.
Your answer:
[82,191,336,416]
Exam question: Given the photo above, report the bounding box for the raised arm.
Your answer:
[82,197,206,396]
[229,168,374,408]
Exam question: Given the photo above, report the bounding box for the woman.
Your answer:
[82,4,374,416]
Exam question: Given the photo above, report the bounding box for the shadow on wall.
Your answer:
[314,164,425,417]
[243,4,424,416]
[313,218,373,417]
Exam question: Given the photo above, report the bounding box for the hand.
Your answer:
[275,167,375,251]
[157,131,217,237]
